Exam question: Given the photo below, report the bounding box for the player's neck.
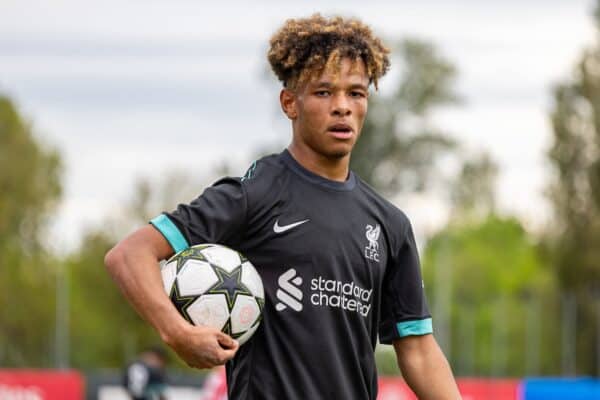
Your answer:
[287,142,351,182]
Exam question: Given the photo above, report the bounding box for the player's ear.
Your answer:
[280,88,297,120]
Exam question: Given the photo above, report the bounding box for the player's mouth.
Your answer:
[327,123,353,139]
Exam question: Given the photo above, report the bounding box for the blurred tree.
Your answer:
[68,170,222,368]
[451,152,499,220]
[0,96,62,252]
[375,344,401,376]
[375,150,502,377]
[67,229,163,368]
[0,95,62,366]
[115,171,213,237]
[544,0,600,375]
[351,39,458,194]
[422,216,558,376]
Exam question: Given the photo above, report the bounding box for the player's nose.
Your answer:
[331,93,351,116]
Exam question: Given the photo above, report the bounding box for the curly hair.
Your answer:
[267,14,390,91]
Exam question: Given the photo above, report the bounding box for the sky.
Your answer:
[0,0,596,252]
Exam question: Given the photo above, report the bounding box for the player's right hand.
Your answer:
[164,323,239,369]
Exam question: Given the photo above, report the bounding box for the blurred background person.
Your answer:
[123,346,168,400]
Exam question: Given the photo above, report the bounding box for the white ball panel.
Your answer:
[230,295,261,335]
[241,261,264,299]
[161,261,178,294]
[200,245,241,273]
[236,323,259,346]
[177,259,218,296]
[187,294,230,330]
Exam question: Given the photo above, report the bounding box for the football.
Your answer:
[160,244,264,345]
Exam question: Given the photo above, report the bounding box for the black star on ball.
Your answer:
[173,247,208,274]
[169,281,197,324]
[207,265,253,309]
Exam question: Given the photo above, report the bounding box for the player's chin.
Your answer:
[319,145,351,159]
[326,142,355,159]
[319,138,356,158]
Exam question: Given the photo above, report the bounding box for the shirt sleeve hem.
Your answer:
[396,318,433,337]
[150,214,190,253]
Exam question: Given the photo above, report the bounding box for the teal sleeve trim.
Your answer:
[396,318,433,337]
[150,214,189,254]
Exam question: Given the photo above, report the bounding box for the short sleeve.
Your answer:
[150,177,247,253]
[378,220,432,344]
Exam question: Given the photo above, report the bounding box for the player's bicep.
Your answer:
[392,333,434,358]
[126,224,176,261]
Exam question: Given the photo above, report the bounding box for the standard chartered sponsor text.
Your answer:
[310,276,372,317]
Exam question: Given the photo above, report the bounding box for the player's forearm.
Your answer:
[395,335,461,400]
[104,238,185,343]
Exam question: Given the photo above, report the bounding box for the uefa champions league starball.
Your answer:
[161,244,264,345]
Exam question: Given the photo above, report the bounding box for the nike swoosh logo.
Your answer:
[273,219,309,234]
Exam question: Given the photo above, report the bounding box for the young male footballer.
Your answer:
[105,14,461,399]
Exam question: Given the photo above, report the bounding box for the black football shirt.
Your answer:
[151,150,432,400]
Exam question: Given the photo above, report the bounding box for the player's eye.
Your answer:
[350,91,366,98]
[315,90,330,97]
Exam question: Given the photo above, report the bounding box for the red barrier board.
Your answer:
[0,370,84,400]
[378,377,520,400]
[378,378,417,400]
[458,378,520,400]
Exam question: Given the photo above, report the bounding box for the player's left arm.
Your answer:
[393,334,461,400]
